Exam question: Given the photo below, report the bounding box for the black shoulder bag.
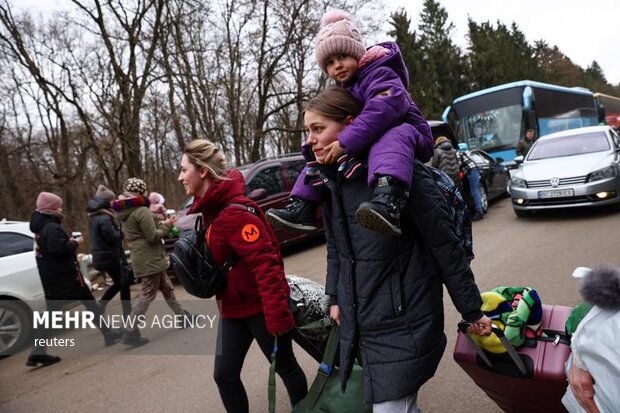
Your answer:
[170,203,256,299]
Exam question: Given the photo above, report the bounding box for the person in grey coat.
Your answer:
[304,87,492,412]
[432,136,461,189]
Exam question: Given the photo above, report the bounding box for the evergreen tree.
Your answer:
[388,6,620,119]
[389,1,466,119]
[533,40,583,87]
[467,19,540,90]
[416,0,468,118]
[388,10,424,105]
[583,60,613,94]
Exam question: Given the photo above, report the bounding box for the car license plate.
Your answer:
[538,189,574,199]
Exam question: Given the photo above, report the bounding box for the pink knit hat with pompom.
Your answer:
[315,10,365,73]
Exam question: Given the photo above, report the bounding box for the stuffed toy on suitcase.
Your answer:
[454,287,572,413]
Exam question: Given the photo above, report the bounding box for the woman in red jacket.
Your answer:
[178,139,307,412]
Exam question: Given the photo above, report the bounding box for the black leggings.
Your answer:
[213,313,307,413]
[99,264,132,317]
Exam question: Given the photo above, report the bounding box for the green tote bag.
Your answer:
[292,320,371,413]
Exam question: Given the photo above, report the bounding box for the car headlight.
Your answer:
[510,177,526,188]
[587,166,617,182]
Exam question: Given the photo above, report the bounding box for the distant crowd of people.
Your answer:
[27,180,190,366]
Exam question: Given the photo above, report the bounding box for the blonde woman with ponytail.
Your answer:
[178,139,307,412]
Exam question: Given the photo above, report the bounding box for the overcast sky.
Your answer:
[388,0,620,84]
[15,0,620,85]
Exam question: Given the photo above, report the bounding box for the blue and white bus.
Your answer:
[442,80,599,162]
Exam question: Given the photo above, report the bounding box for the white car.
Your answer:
[510,125,620,217]
[0,220,45,356]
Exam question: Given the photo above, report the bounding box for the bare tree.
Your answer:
[0,5,92,225]
[69,0,165,177]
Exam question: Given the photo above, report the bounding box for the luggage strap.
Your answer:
[268,336,278,413]
[297,317,333,331]
[523,328,571,347]
[268,318,338,412]
[458,321,528,376]
[305,318,339,409]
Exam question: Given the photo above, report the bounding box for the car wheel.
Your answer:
[480,185,489,213]
[0,300,33,356]
[514,208,531,218]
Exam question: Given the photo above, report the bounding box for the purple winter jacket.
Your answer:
[339,41,433,164]
[291,42,433,200]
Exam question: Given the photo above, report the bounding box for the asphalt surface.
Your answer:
[1,197,619,412]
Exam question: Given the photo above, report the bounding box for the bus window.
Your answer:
[594,93,620,129]
[457,105,522,152]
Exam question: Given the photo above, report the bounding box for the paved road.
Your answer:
[1,197,618,412]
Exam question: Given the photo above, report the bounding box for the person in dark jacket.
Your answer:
[267,9,433,237]
[304,87,491,411]
[516,129,536,157]
[28,192,121,367]
[87,184,131,317]
[179,139,307,412]
[432,136,461,188]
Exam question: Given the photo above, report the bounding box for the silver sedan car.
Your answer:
[510,125,620,217]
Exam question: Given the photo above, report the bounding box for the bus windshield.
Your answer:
[456,104,522,152]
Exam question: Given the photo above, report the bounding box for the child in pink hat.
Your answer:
[267,10,433,237]
[148,192,167,221]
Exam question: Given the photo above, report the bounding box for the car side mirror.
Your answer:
[247,188,268,201]
[514,156,524,164]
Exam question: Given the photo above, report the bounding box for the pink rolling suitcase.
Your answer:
[453,304,572,413]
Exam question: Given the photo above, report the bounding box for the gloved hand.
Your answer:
[303,160,322,186]
[337,155,365,182]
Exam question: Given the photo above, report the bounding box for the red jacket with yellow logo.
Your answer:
[187,169,293,335]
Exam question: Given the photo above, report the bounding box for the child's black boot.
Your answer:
[356,175,408,236]
[266,197,318,233]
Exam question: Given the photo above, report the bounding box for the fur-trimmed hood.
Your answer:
[580,264,620,311]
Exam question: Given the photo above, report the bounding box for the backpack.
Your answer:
[171,203,257,298]
[428,166,475,262]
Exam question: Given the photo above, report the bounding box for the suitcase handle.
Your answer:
[458,321,528,376]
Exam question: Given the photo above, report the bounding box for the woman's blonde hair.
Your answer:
[304,86,362,122]
[182,139,229,180]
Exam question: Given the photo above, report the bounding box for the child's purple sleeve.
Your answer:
[338,66,432,161]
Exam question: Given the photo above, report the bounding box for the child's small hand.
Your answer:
[323,141,344,164]
[165,215,177,226]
